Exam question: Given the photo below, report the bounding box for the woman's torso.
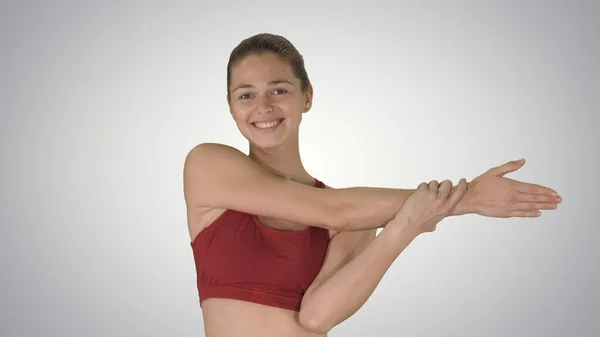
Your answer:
[189,205,334,337]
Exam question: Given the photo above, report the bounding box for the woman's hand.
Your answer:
[391,179,468,235]
[455,158,562,218]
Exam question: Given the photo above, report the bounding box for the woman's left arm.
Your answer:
[298,224,415,334]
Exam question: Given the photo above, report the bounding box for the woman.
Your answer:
[183,33,561,337]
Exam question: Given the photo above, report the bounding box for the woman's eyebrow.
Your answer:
[232,80,294,93]
[268,79,293,86]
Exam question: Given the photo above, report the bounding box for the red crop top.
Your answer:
[190,179,331,312]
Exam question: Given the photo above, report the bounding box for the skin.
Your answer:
[183,52,562,337]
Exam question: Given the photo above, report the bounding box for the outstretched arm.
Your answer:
[184,143,561,232]
[185,143,423,231]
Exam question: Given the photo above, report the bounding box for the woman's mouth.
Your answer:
[252,118,285,131]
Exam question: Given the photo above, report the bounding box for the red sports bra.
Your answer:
[190,179,331,312]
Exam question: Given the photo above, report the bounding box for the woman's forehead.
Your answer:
[231,53,297,83]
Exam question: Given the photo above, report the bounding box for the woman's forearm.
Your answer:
[332,187,414,230]
[333,185,471,231]
[298,221,419,333]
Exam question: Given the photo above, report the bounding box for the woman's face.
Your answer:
[227,52,312,150]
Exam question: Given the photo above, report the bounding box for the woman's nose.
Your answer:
[256,95,274,114]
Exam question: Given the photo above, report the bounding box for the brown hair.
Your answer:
[227,33,311,96]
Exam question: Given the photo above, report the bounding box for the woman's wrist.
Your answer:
[450,181,478,216]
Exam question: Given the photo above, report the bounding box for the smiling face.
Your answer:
[227,52,313,150]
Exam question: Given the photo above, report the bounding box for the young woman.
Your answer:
[183,33,562,337]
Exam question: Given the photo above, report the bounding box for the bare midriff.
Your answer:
[201,298,326,337]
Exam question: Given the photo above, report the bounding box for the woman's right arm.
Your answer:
[183,143,416,231]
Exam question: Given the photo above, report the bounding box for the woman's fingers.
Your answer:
[509,210,542,217]
[512,180,559,198]
[515,191,562,204]
[438,180,452,199]
[509,191,562,215]
[428,180,439,194]
[447,178,467,209]
[446,178,467,211]
[512,202,557,211]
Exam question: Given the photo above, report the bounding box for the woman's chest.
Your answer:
[198,213,330,290]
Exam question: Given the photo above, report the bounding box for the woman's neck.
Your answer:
[248,140,313,186]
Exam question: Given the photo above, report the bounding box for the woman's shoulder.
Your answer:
[186,142,245,162]
[183,142,251,195]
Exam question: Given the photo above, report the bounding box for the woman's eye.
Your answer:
[273,89,287,95]
[239,93,252,100]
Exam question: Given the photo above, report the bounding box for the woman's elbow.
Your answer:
[298,308,332,334]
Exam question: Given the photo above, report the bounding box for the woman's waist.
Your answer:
[201,298,326,337]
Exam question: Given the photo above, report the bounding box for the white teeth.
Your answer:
[254,119,281,129]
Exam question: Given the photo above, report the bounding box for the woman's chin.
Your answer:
[249,139,285,151]
[243,126,299,151]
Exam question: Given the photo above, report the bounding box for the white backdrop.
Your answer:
[1,1,598,336]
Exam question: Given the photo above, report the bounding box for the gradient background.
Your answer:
[1,1,598,336]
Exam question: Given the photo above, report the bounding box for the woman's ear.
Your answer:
[303,84,314,113]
